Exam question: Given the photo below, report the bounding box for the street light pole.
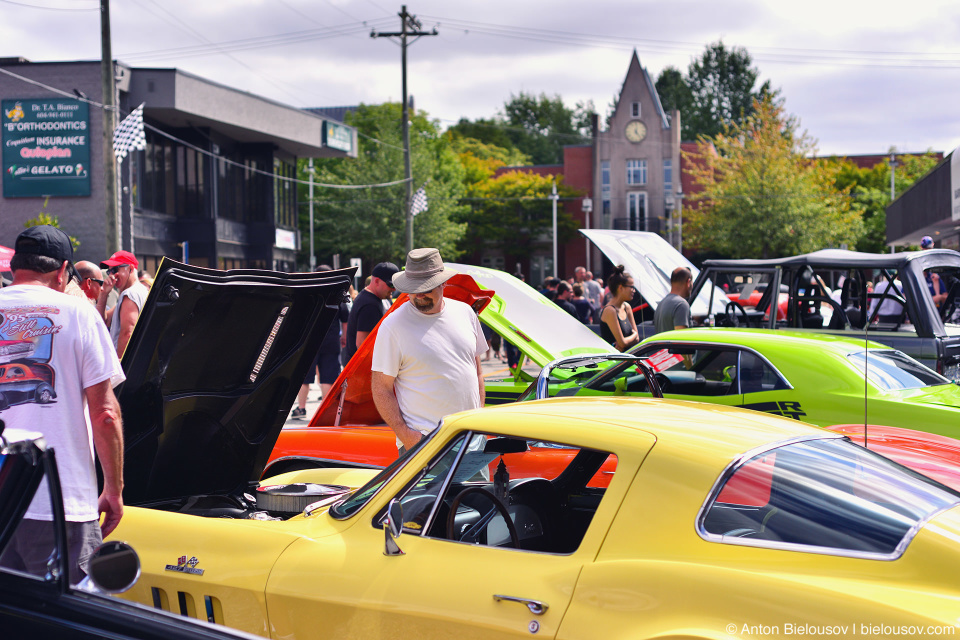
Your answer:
[550,181,559,278]
[308,158,315,271]
[371,6,437,254]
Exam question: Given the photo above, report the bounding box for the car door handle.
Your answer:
[493,594,549,615]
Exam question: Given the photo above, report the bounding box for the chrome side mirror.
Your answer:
[78,541,141,594]
[383,498,404,556]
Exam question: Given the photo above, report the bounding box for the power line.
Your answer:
[422,15,960,70]
[0,0,97,10]
[118,18,395,62]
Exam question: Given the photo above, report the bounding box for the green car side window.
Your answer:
[739,351,790,394]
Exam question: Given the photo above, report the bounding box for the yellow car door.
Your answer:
[267,428,641,639]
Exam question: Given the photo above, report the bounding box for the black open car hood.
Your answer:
[118,260,353,506]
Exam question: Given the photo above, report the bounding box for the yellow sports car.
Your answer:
[107,261,960,638]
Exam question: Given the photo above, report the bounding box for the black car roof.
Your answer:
[701,248,960,270]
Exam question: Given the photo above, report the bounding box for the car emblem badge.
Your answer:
[165,555,204,576]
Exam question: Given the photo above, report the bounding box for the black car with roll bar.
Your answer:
[690,248,960,381]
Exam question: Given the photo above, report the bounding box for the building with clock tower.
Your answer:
[482,51,683,284]
[596,50,681,243]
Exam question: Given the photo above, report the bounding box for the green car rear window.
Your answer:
[847,350,949,390]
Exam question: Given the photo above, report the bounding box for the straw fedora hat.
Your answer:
[392,248,457,294]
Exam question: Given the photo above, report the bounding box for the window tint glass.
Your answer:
[0,454,57,582]
[701,438,960,556]
[739,351,789,394]
[641,347,739,397]
[847,350,949,390]
[392,432,617,554]
[330,428,441,519]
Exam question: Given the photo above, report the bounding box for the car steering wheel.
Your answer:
[724,301,749,327]
[445,486,520,548]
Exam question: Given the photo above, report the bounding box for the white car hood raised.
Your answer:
[581,229,729,316]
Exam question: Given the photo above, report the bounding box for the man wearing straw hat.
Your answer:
[371,248,486,452]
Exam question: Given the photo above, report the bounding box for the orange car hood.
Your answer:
[308,273,494,429]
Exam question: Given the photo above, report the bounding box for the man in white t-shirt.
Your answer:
[0,226,125,584]
[371,248,486,452]
[96,250,149,358]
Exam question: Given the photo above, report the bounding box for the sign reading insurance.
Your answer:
[2,98,91,198]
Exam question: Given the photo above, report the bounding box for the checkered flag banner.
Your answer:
[410,186,428,217]
[113,103,146,162]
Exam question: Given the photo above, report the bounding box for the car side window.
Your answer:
[389,432,616,554]
[738,351,789,394]
[0,454,58,582]
[646,348,739,397]
[701,438,960,557]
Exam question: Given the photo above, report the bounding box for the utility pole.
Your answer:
[372,6,437,253]
[100,0,119,253]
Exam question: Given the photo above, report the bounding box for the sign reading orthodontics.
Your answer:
[2,98,91,198]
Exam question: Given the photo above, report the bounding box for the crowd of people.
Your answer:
[2,224,697,582]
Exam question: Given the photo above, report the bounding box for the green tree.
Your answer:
[303,103,467,268]
[449,93,595,165]
[686,96,862,259]
[454,168,581,262]
[684,41,777,140]
[832,151,941,253]
[24,207,80,250]
[655,66,693,125]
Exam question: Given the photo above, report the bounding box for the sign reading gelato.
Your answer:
[2,98,91,198]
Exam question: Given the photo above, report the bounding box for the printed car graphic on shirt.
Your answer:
[0,362,56,410]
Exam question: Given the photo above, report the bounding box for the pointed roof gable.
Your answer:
[615,50,670,130]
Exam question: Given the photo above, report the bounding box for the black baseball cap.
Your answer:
[372,262,400,287]
[15,225,73,263]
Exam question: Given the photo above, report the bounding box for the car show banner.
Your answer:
[2,98,91,198]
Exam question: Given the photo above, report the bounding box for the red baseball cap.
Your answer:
[101,250,138,269]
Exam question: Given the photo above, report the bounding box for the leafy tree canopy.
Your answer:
[654,66,693,127]
[454,168,581,261]
[686,96,862,259]
[657,41,779,140]
[302,103,467,268]
[449,92,595,165]
[831,151,940,253]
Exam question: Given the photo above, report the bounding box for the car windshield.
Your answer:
[517,356,654,401]
[700,437,960,558]
[847,350,950,390]
[329,428,442,519]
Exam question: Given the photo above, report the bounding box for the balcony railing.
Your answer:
[612,217,662,234]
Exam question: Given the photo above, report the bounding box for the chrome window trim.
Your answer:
[419,431,473,537]
[635,341,794,392]
[694,434,960,561]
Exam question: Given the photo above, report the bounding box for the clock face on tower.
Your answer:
[625,120,647,143]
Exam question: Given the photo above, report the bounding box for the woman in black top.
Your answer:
[600,265,640,351]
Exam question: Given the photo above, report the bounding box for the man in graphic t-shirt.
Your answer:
[0,226,125,585]
[96,250,148,358]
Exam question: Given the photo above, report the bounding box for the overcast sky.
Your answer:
[2,0,959,156]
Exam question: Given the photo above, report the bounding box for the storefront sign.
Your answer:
[323,121,353,154]
[275,228,297,250]
[951,145,960,221]
[2,98,91,198]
